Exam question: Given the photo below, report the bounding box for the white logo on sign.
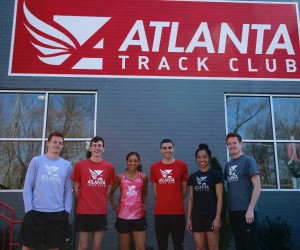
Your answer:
[23,1,110,69]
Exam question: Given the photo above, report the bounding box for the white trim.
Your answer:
[166,0,297,4]
[7,73,300,82]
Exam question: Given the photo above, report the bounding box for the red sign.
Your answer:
[9,0,300,80]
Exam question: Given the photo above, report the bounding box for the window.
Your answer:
[0,91,96,190]
[225,94,300,190]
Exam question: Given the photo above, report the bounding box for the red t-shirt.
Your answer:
[72,158,116,214]
[150,160,188,215]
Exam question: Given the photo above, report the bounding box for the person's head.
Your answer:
[48,131,64,142]
[226,132,243,158]
[195,143,211,170]
[126,151,142,172]
[86,136,105,159]
[46,131,64,156]
[226,133,242,143]
[160,139,175,160]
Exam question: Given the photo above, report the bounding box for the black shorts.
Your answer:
[75,214,108,232]
[192,214,215,232]
[18,210,69,249]
[115,216,147,233]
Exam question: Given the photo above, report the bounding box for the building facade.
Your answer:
[1,0,300,249]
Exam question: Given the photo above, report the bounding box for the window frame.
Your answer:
[0,90,97,192]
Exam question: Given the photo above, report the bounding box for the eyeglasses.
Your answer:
[162,146,173,150]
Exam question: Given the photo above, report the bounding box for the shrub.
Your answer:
[259,216,293,250]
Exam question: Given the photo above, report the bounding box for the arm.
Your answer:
[109,175,121,212]
[152,182,157,198]
[64,164,73,214]
[212,182,223,231]
[73,181,80,200]
[182,181,187,199]
[288,143,297,165]
[186,186,193,234]
[23,158,36,213]
[142,174,148,211]
[245,174,261,223]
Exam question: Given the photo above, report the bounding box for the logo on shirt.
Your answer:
[87,168,106,186]
[40,163,61,183]
[159,169,175,184]
[227,165,238,182]
[126,185,138,196]
[194,176,209,191]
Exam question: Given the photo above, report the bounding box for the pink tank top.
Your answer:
[118,171,144,219]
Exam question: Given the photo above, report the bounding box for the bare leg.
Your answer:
[206,231,219,250]
[78,231,89,250]
[132,231,146,250]
[118,232,131,250]
[91,231,104,250]
[22,247,32,250]
[193,232,208,250]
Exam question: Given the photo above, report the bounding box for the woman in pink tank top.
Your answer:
[110,152,148,250]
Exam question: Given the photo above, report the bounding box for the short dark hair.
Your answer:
[226,133,242,143]
[89,136,105,147]
[195,143,212,159]
[160,139,174,148]
[86,136,105,158]
[48,131,64,142]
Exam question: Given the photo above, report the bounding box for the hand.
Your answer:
[246,209,254,224]
[113,205,119,214]
[211,216,221,232]
[186,219,193,234]
[142,204,147,212]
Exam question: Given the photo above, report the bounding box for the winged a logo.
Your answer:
[196,176,207,185]
[23,1,111,69]
[127,185,136,192]
[229,165,238,175]
[89,169,103,180]
[45,163,59,176]
[160,169,173,178]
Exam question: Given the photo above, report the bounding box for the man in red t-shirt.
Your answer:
[150,139,189,250]
[72,136,116,250]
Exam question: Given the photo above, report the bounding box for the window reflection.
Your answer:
[46,94,95,138]
[226,96,272,140]
[277,142,300,189]
[0,91,96,190]
[0,93,45,138]
[226,95,300,190]
[243,142,277,189]
[44,141,89,167]
[0,141,41,189]
[273,97,300,140]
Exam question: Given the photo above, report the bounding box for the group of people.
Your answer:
[18,131,261,250]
